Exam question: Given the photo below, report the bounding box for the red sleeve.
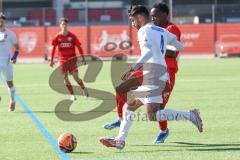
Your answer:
[50,35,58,63]
[72,33,84,56]
[52,34,58,46]
[167,25,181,41]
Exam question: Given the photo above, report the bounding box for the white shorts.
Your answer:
[137,95,163,104]
[0,64,13,81]
[134,81,166,104]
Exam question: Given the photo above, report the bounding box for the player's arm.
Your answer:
[50,45,57,67]
[122,43,152,80]
[50,36,58,67]
[75,36,86,65]
[166,26,181,58]
[166,31,184,52]
[132,43,152,71]
[122,30,152,80]
[10,32,20,64]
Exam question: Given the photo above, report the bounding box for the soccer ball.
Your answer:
[58,133,77,153]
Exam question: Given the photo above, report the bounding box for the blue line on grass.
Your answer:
[16,95,71,160]
[0,76,70,160]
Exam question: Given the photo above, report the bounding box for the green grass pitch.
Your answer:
[0,58,240,160]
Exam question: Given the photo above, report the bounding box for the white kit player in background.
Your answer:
[0,12,20,112]
[99,5,203,149]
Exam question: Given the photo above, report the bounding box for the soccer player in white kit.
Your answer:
[0,13,19,112]
[99,5,203,149]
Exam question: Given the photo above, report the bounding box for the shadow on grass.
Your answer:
[115,149,181,153]
[173,141,240,147]
[15,110,117,114]
[70,151,94,155]
[187,148,240,151]
[127,142,240,153]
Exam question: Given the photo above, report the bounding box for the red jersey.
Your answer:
[51,31,83,64]
[163,22,181,73]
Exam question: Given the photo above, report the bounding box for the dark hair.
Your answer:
[153,3,169,15]
[129,5,149,18]
[59,17,69,23]
[0,12,6,20]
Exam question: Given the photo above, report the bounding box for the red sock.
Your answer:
[65,80,74,95]
[159,120,168,132]
[78,80,85,89]
[116,92,127,119]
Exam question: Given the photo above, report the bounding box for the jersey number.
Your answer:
[160,35,164,54]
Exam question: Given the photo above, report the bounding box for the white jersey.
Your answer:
[0,29,17,67]
[133,23,183,97]
[137,23,183,66]
[134,23,183,81]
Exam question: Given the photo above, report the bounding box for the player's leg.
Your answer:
[71,71,89,98]
[103,76,142,130]
[63,72,76,101]
[6,80,16,112]
[144,98,203,133]
[155,69,175,143]
[155,108,203,132]
[100,97,143,149]
[59,62,75,100]
[2,64,16,112]
[154,103,169,144]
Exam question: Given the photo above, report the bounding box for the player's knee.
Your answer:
[63,78,70,84]
[115,85,123,93]
[7,81,13,88]
[126,97,136,107]
[73,75,80,81]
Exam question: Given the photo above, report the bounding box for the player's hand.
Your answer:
[11,50,19,64]
[50,62,55,67]
[10,58,16,64]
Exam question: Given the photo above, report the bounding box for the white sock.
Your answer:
[156,109,190,121]
[8,86,16,104]
[115,108,134,141]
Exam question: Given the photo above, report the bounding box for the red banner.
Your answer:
[11,27,45,58]
[178,24,214,54]
[9,23,240,58]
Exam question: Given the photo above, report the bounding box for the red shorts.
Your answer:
[59,58,78,75]
[162,69,176,105]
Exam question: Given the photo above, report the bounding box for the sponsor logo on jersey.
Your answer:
[67,37,72,42]
[60,42,72,48]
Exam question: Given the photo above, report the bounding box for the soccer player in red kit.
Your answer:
[103,3,181,144]
[50,17,89,100]
[150,2,181,144]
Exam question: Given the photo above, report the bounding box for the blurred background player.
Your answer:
[50,17,89,100]
[103,2,182,144]
[100,5,202,150]
[0,12,20,112]
[150,2,182,144]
